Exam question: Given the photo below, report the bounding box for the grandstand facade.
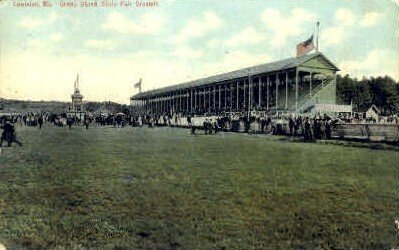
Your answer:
[130,52,339,115]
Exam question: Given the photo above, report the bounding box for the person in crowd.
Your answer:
[213,120,219,134]
[209,119,214,134]
[304,117,315,142]
[288,116,295,135]
[0,120,22,147]
[294,116,302,136]
[325,118,332,139]
[191,124,196,135]
[260,116,267,133]
[38,115,44,130]
[244,117,251,133]
[84,117,90,130]
[67,117,73,130]
[203,119,209,134]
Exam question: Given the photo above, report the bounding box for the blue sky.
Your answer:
[1,0,398,103]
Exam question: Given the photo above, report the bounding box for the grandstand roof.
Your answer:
[132,52,339,99]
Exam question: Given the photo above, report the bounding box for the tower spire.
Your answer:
[76,73,79,90]
[316,21,320,52]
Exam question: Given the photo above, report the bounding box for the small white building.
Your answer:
[365,104,380,120]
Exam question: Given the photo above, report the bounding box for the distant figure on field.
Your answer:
[0,121,22,147]
[213,120,219,134]
[67,117,73,130]
[203,119,209,134]
[84,117,90,130]
[288,116,294,135]
[191,125,196,135]
[38,116,43,130]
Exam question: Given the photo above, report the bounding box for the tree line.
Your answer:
[336,74,399,115]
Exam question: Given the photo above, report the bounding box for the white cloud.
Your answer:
[20,13,58,29]
[85,39,115,50]
[102,12,130,33]
[103,12,164,34]
[260,8,315,46]
[339,49,399,80]
[49,33,65,42]
[390,0,399,6]
[173,11,222,44]
[321,8,356,46]
[360,12,382,26]
[190,50,272,79]
[140,12,164,34]
[226,27,265,47]
[321,26,345,46]
[172,46,204,59]
[27,39,42,48]
[20,17,43,29]
[206,38,221,48]
[335,8,355,26]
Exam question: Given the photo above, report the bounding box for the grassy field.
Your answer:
[0,125,398,249]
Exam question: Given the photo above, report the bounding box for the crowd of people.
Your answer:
[127,111,337,142]
[1,108,398,148]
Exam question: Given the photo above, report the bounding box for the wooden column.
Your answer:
[267,76,269,110]
[181,91,183,111]
[285,72,288,110]
[197,89,200,111]
[208,87,211,112]
[173,93,176,112]
[203,87,206,111]
[218,85,221,110]
[230,84,233,110]
[190,90,193,112]
[295,69,299,111]
[243,80,246,109]
[236,81,239,110]
[164,97,166,112]
[202,89,204,110]
[224,85,227,109]
[258,77,262,109]
[180,91,183,111]
[275,74,279,110]
[155,97,158,113]
[213,85,216,110]
[171,93,173,112]
[248,76,253,110]
[186,91,189,111]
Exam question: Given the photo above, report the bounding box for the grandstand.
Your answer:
[130,52,340,115]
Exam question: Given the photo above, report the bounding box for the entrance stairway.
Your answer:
[295,75,335,113]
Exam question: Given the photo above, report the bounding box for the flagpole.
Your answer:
[316,21,320,52]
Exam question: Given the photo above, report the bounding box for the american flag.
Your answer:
[134,78,142,93]
[296,35,315,57]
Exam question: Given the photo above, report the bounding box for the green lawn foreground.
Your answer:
[0,125,398,249]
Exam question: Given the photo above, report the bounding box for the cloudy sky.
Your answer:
[0,0,398,103]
